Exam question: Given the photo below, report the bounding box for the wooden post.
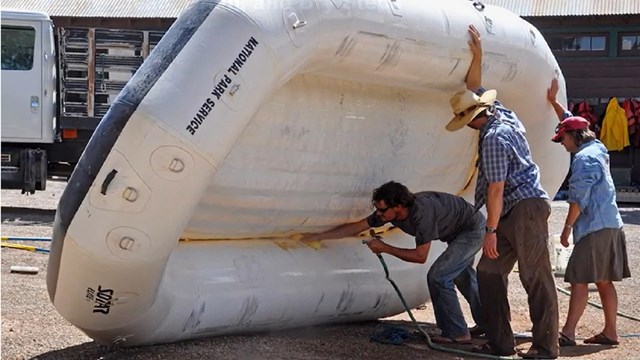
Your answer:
[142,31,150,59]
[87,28,95,117]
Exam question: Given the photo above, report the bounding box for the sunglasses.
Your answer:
[375,207,390,215]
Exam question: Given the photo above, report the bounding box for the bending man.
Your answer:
[304,181,485,344]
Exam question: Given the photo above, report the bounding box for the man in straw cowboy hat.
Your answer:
[444,25,559,359]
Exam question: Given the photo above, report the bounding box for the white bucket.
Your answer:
[550,233,574,276]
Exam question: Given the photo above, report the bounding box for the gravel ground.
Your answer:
[2,181,639,360]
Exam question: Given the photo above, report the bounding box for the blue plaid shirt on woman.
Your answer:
[474,89,548,216]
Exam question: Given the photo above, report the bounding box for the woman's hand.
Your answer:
[547,78,559,104]
[560,226,571,248]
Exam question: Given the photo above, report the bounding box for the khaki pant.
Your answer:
[477,198,559,357]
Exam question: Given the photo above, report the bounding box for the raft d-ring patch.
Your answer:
[529,28,537,46]
[483,16,495,35]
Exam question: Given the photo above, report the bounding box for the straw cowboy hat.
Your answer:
[446,89,497,131]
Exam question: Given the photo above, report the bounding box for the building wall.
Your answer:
[528,15,640,99]
[558,57,638,98]
[527,15,640,187]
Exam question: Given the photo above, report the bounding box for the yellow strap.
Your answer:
[1,243,37,252]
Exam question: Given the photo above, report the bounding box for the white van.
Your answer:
[1,9,55,191]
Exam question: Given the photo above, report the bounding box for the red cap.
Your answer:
[552,116,590,142]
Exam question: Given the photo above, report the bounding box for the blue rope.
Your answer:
[371,250,516,359]
[370,325,410,345]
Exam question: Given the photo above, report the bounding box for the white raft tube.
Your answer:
[48,0,568,346]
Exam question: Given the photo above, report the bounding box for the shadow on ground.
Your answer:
[559,344,618,358]
[619,207,640,225]
[1,206,55,225]
[30,320,616,360]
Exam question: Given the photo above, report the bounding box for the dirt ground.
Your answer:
[2,181,639,360]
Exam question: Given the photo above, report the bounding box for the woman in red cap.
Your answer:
[547,79,631,347]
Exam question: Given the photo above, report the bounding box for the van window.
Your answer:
[1,25,36,70]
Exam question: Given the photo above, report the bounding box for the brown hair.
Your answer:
[566,128,597,147]
[372,181,415,208]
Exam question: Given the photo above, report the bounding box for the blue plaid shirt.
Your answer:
[474,90,548,215]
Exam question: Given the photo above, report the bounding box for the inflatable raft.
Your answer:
[48,0,568,346]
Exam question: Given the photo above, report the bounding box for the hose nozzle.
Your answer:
[363,229,381,245]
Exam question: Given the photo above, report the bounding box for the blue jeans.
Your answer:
[427,213,485,338]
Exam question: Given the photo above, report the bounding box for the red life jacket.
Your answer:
[574,100,600,137]
[624,98,640,147]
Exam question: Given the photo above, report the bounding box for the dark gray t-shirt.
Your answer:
[367,191,480,245]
